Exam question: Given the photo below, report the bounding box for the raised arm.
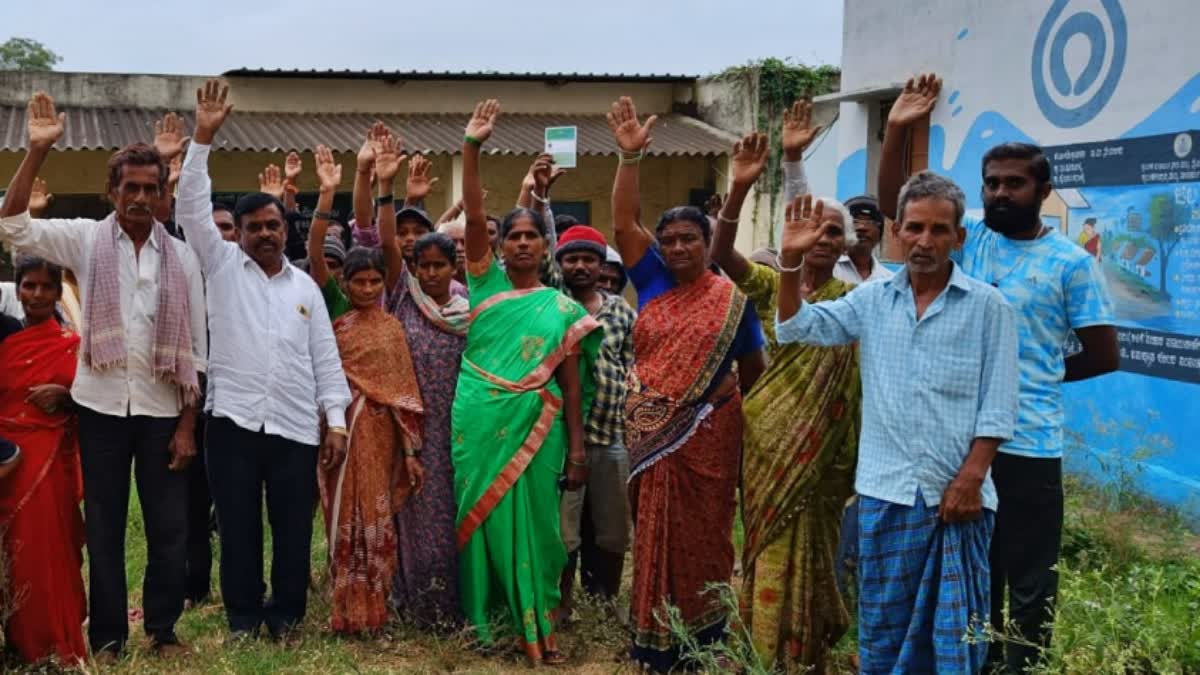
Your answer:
[374,132,408,290]
[1,92,64,217]
[782,99,820,202]
[437,198,465,225]
[178,80,236,273]
[306,145,342,289]
[712,132,769,282]
[0,94,84,269]
[462,99,500,263]
[283,151,302,213]
[152,112,189,226]
[878,74,941,220]
[777,195,826,322]
[352,123,383,233]
[607,96,657,267]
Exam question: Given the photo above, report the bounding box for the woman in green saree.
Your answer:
[450,100,601,667]
[711,124,863,673]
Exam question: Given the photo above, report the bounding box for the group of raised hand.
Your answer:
[20,72,945,264]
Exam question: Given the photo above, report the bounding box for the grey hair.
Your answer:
[896,171,966,226]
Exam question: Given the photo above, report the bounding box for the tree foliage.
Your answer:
[0,37,62,72]
[716,58,840,244]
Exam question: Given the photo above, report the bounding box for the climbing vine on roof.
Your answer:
[716,58,840,244]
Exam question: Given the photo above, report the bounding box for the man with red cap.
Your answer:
[554,225,636,621]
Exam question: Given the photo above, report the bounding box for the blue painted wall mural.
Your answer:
[836,0,1200,515]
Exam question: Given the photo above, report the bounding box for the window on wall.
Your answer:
[553,201,591,228]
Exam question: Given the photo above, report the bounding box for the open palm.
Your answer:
[154,112,189,160]
[731,132,769,185]
[405,154,437,200]
[195,79,233,140]
[26,92,65,149]
[314,145,343,192]
[782,100,823,155]
[607,96,657,153]
[465,100,500,144]
[888,73,942,126]
[781,195,826,257]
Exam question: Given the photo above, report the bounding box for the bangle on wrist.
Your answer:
[775,254,804,273]
[530,192,549,205]
[567,457,588,468]
[374,194,394,207]
[464,134,482,147]
[313,209,336,221]
[404,448,421,458]
[717,214,738,225]
[619,150,643,165]
[328,426,349,437]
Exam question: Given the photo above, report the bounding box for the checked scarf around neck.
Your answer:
[81,214,200,406]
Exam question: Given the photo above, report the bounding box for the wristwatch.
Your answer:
[374,194,395,207]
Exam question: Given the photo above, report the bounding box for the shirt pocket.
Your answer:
[929,354,980,401]
[278,298,314,362]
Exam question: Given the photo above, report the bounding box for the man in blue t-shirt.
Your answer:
[878,74,1119,675]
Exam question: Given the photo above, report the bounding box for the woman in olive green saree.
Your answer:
[710,130,863,672]
[450,100,601,666]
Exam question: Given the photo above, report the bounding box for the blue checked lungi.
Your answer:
[858,492,994,674]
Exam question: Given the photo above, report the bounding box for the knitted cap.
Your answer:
[555,225,607,261]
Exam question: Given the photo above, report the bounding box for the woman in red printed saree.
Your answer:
[607,97,767,672]
[0,257,86,665]
[450,101,601,667]
[312,154,425,634]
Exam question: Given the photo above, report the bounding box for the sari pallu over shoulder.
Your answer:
[0,318,82,523]
[625,272,747,478]
[740,278,861,570]
[324,308,425,633]
[454,287,600,549]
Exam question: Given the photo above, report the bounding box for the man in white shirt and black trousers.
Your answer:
[0,93,208,659]
[170,80,351,642]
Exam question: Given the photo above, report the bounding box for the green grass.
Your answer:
[3,475,1197,673]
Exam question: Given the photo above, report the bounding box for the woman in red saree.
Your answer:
[0,257,86,665]
[607,97,767,672]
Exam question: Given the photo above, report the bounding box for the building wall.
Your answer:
[832,0,1200,514]
[0,72,684,115]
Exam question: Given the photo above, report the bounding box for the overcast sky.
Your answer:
[5,0,842,76]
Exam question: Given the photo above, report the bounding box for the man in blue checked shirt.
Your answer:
[879,74,1120,675]
[775,173,1019,675]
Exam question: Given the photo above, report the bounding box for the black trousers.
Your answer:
[77,407,187,653]
[205,416,318,636]
[988,454,1064,674]
[185,414,214,603]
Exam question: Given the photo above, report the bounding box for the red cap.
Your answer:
[555,225,608,260]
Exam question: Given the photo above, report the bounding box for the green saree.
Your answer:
[737,264,861,673]
[451,255,600,658]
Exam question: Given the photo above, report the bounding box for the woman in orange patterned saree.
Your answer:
[607,97,767,672]
[0,257,86,665]
[320,247,424,633]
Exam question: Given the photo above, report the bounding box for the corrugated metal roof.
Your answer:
[222,68,696,83]
[0,106,734,157]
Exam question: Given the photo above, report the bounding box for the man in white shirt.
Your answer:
[0,93,207,659]
[170,80,351,641]
[833,196,895,285]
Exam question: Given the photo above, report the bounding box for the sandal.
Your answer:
[542,649,568,666]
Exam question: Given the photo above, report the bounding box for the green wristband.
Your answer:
[464,134,482,147]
